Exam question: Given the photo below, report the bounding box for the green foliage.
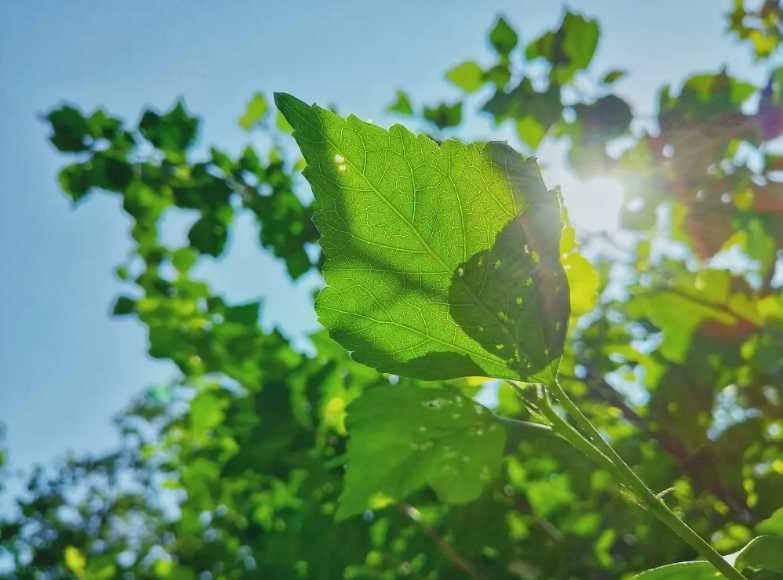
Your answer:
[4,3,783,580]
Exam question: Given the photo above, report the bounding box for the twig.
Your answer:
[562,365,755,525]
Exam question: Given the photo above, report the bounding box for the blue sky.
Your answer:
[0,0,769,487]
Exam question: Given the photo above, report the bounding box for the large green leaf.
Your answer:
[275,93,569,383]
[336,386,505,520]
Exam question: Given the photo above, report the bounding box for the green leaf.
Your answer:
[139,101,198,162]
[489,16,519,56]
[515,116,547,150]
[560,12,600,74]
[758,507,783,537]
[64,546,86,579]
[89,152,134,192]
[46,105,92,153]
[188,204,234,257]
[481,79,563,138]
[386,90,414,116]
[602,70,627,84]
[189,390,227,432]
[275,93,569,383]
[446,61,485,93]
[239,93,269,130]
[630,562,719,580]
[423,101,463,129]
[525,12,599,84]
[734,536,783,573]
[112,296,136,317]
[58,163,92,202]
[633,286,736,363]
[572,95,633,141]
[336,386,505,520]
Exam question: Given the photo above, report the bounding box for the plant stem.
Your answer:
[492,413,553,433]
[544,380,746,580]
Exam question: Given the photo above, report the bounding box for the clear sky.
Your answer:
[0,0,768,487]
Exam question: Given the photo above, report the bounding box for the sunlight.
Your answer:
[543,166,626,234]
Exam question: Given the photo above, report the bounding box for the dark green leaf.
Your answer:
[188,204,234,257]
[45,105,92,152]
[111,296,136,316]
[525,12,599,84]
[423,101,463,129]
[630,562,720,580]
[602,70,627,84]
[58,163,92,202]
[386,90,414,116]
[489,16,519,56]
[139,101,199,161]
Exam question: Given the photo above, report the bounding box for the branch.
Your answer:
[563,365,756,525]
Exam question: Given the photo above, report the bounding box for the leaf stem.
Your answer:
[544,380,746,580]
[492,413,553,433]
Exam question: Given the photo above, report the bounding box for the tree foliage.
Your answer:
[2,2,783,579]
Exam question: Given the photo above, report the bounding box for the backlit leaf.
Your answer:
[239,93,269,130]
[276,92,569,384]
[446,61,485,93]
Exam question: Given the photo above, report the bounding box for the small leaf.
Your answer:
[58,163,92,202]
[386,90,414,116]
[223,301,261,326]
[489,16,519,56]
[602,70,627,84]
[276,92,569,383]
[630,562,719,580]
[446,61,485,93]
[734,536,783,573]
[757,507,783,537]
[139,101,199,162]
[239,93,269,130]
[525,12,599,84]
[190,391,227,432]
[112,296,136,317]
[46,105,92,153]
[336,386,505,520]
[572,94,633,141]
[188,204,234,257]
[423,101,463,129]
[171,247,198,273]
[64,546,87,579]
[560,223,599,317]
